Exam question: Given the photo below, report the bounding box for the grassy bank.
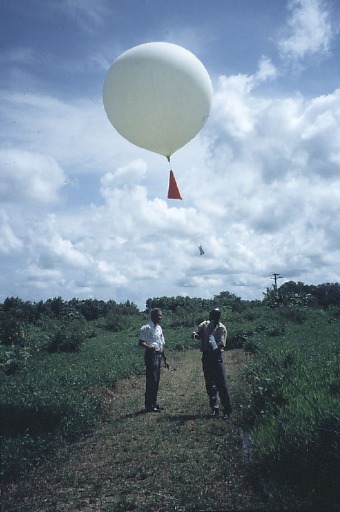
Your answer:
[233,307,339,510]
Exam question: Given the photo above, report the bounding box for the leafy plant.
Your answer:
[43,316,88,353]
[0,346,31,375]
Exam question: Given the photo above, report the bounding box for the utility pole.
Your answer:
[271,273,282,290]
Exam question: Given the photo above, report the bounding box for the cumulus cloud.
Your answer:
[278,0,333,63]
[0,91,123,174]
[100,160,148,190]
[1,55,339,306]
[254,56,278,83]
[0,209,23,254]
[1,0,340,307]
[0,149,66,203]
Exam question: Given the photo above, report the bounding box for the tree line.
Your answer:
[1,281,339,349]
[263,281,340,309]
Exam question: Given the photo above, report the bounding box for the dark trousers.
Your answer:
[202,351,232,414]
[144,351,162,409]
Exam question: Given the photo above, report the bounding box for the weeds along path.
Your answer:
[3,349,262,512]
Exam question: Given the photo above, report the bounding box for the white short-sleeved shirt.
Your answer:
[140,321,165,352]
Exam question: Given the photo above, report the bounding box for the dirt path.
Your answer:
[2,349,262,512]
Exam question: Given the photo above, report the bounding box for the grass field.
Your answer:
[2,349,271,511]
[1,303,339,510]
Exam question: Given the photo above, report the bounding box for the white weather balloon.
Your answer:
[103,42,213,159]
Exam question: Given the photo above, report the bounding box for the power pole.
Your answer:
[271,273,282,290]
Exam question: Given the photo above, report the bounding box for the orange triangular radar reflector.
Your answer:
[167,170,182,200]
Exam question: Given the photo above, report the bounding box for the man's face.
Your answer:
[151,310,163,324]
[209,311,220,323]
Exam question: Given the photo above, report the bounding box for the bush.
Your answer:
[0,316,28,346]
[0,346,31,375]
[43,317,88,353]
[105,310,125,332]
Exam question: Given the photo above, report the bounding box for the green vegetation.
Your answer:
[1,283,339,510]
[234,308,339,509]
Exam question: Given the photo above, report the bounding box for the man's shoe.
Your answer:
[223,410,231,420]
[155,404,164,411]
[210,408,220,417]
[146,406,161,413]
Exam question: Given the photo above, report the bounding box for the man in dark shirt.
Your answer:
[193,308,232,419]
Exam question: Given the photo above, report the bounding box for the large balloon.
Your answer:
[103,42,213,159]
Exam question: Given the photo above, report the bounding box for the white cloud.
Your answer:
[100,160,147,190]
[0,89,144,192]
[3,63,338,306]
[0,209,23,254]
[278,0,333,63]
[254,56,278,83]
[298,90,340,175]
[0,149,66,203]
[1,26,340,306]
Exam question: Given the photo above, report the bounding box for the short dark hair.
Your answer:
[151,308,162,318]
[209,308,221,320]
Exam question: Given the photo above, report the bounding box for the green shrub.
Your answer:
[43,317,88,353]
[0,346,31,375]
[105,310,125,332]
[0,316,28,346]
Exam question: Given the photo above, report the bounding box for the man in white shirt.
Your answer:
[139,308,169,412]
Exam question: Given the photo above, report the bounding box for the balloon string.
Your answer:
[167,156,172,173]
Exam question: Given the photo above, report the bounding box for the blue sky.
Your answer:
[1,0,339,309]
